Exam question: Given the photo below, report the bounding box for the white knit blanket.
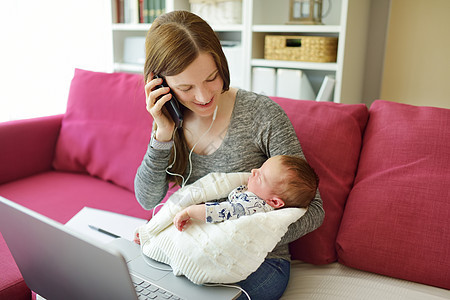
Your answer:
[138,172,307,284]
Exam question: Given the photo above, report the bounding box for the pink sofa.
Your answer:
[1,69,449,299]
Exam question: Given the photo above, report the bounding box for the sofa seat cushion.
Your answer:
[52,69,152,193]
[0,171,150,224]
[272,97,369,264]
[281,261,450,299]
[336,100,450,289]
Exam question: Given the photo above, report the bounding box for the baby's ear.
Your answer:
[267,197,285,209]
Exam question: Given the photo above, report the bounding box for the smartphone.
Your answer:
[154,74,184,128]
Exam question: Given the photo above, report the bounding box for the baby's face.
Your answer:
[247,156,285,201]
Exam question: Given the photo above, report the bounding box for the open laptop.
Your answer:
[0,196,241,300]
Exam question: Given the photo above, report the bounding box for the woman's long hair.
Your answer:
[143,10,230,186]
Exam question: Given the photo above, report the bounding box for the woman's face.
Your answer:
[165,52,224,118]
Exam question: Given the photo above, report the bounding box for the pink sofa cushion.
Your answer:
[336,100,450,289]
[271,98,369,264]
[0,171,150,224]
[53,69,152,192]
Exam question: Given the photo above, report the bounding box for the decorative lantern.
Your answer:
[288,0,323,25]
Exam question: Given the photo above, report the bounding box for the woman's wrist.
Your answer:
[155,128,173,142]
[150,130,173,150]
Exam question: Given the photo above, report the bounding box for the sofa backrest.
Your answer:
[336,100,450,290]
[272,97,369,264]
[53,69,151,192]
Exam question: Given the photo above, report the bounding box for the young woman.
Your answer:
[135,10,324,299]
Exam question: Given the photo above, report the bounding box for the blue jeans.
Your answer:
[235,258,290,300]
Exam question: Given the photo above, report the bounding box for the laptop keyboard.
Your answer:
[131,274,182,300]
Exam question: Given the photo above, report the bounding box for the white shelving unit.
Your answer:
[108,0,370,104]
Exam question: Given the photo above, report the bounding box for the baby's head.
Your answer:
[247,155,319,209]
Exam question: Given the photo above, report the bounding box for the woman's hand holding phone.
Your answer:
[145,73,176,142]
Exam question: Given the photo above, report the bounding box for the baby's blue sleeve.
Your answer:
[205,201,237,223]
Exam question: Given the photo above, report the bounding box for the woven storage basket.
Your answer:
[265,35,338,63]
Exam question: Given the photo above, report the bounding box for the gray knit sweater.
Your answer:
[134,89,324,261]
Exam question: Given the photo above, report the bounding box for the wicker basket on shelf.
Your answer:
[265,35,338,63]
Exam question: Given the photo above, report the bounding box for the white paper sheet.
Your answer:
[64,207,147,243]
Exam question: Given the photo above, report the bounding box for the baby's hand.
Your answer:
[173,209,190,231]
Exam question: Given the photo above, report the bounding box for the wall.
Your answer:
[361,0,390,106]
[380,0,450,109]
[0,0,112,122]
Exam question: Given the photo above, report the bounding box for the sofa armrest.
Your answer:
[0,115,63,185]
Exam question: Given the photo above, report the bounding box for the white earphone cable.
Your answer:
[203,283,251,300]
[165,105,218,187]
[183,105,218,186]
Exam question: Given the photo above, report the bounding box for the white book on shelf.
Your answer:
[316,75,336,102]
[276,68,316,100]
[123,0,139,24]
[252,67,276,97]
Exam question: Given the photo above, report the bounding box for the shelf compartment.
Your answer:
[251,59,337,71]
[252,25,340,34]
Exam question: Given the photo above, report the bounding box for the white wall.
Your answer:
[381,0,450,109]
[361,0,390,106]
[0,0,112,122]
